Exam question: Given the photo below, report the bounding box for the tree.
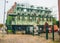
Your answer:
[53,17,56,25]
[56,21,59,27]
[6,16,12,25]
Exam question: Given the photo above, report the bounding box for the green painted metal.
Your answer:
[46,28,49,40]
[52,25,54,41]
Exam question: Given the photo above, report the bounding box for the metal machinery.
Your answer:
[6,2,54,34]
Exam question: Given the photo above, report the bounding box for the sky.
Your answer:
[0,0,58,24]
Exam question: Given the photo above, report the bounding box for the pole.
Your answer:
[45,22,49,40]
[46,28,48,40]
[52,17,54,41]
[58,0,60,40]
[52,25,54,41]
[58,0,60,29]
[3,0,6,24]
[2,0,6,37]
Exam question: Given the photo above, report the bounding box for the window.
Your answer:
[17,7,19,10]
[12,17,15,21]
[28,14,30,21]
[40,7,43,9]
[24,9,27,12]
[46,15,48,21]
[38,15,41,18]
[40,10,43,13]
[45,7,48,9]
[30,9,33,12]
[30,17,32,21]
[47,18,48,21]
[21,8,23,11]
[25,17,27,20]
[32,14,34,20]
[40,18,42,21]
[37,10,39,12]
[30,5,34,8]
[42,17,44,21]
[34,13,36,20]
[38,17,40,21]
[47,11,50,14]
[17,13,20,20]
[22,14,25,21]
[18,13,20,15]
[27,9,29,12]
[50,17,51,21]
[37,18,40,24]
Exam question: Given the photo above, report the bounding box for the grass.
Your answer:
[54,39,60,43]
[8,30,12,33]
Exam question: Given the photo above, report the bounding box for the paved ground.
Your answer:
[0,30,60,43]
[40,32,59,40]
[0,34,54,43]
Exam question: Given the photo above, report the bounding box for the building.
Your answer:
[6,2,54,33]
[58,0,60,28]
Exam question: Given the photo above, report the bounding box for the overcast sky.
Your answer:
[0,0,58,24]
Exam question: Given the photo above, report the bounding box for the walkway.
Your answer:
[0,34,53,43]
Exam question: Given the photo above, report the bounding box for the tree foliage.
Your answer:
[6,16,12,25]
[53,18,56,25]
[56,21,59,27]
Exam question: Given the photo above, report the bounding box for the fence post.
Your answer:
[52,25,54,41]
[46,28,48,40]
